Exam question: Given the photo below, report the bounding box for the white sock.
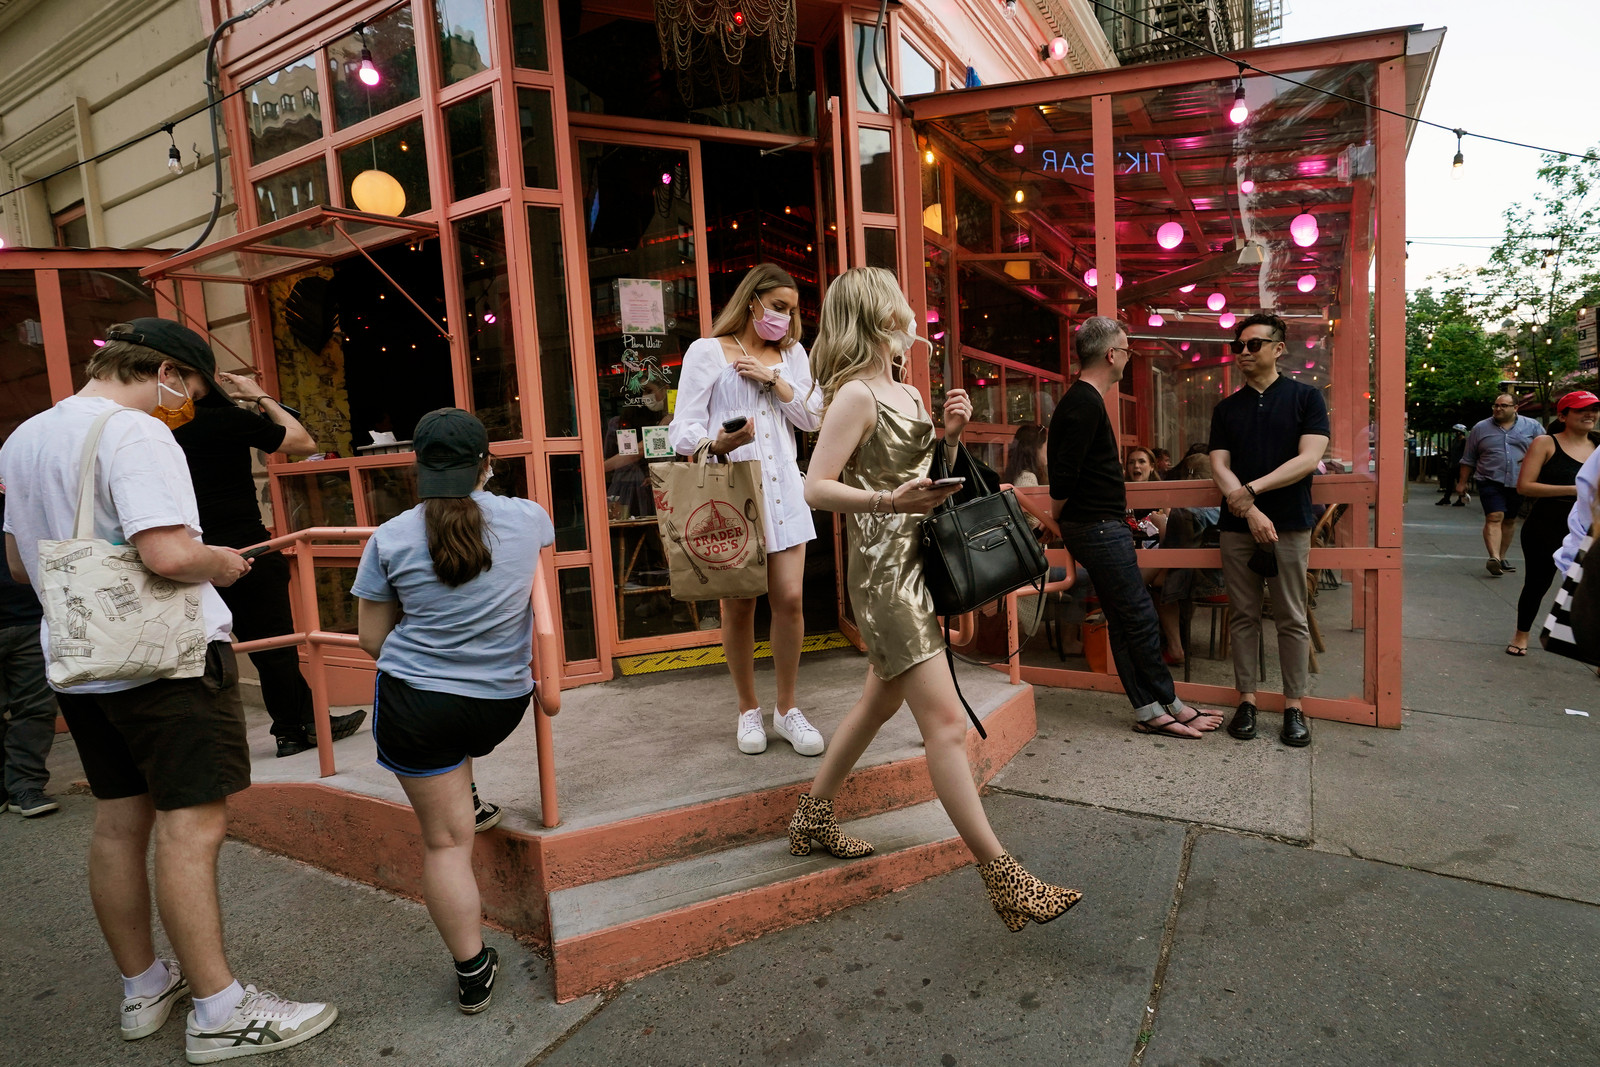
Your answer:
[123,958,170,1000]
[193,980,245,1031]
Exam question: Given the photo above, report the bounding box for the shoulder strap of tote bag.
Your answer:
[73,408,129,541]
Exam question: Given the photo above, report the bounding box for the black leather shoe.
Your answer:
[1227,702,1257,740]
[1280,707,1311,747]
[275,733,314,758]
[329,709,368,741]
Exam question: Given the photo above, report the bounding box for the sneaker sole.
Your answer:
[123,980,191,1040]
[738,736,768,754]
[1486,560,1503,576]
[185,1005,338,1064]
[772,723,825,756]
[11,801,60,817]
[474,808,504,833]
[459,991,494,1015]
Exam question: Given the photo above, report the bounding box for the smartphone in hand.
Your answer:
[721,417,749,433]
[237,545,276,560]
[930,477,965,487]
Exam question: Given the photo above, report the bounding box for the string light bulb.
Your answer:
[356,23,381,86]
[1013,188,1024,203]
[1156,217,1184,250]
[1451,128,1464,180]
[1219,312,1237,330]
[163,123,181,175]
[1179,284,1196,293]
[1239,178,1255,194]
[1229,79,1248,125]
[1040,37,1070,62]
[924,149,935,164]
[1148,312,1164,327]
[1003,0,1017,18]
[1206,292,1226,312]
[1290,207,1319,247]
[1297,273,1316,293]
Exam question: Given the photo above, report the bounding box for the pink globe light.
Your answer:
[482,311,497,325]
[1305,338,1317,349]
[926,308,940,324]
[1192,354,1202,363]
[1147,313,1164,327]
[1229,95,1249,126]
[1297,273,1317,293]
[1013,143,1024,154]
[1218,312,1237,329]
[1179,283,1196,294]
[1180,342,1190,351]
[1206,292,1226,312]
[1045,37,1070,61]
[1083,269,1123,289]
[1239,179,1256,195]
[1290,211,1319,247]
[661,172,672,185]
[1156,220,1184,250]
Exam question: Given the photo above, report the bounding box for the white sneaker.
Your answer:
[122,959,189,1040]
[184,985,337,1063]
[737,708,768,754]
[773,707,825,756]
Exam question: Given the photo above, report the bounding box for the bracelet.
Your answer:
[252,396,275,408]
[888,491,896,514]
[1244,483,1257,498]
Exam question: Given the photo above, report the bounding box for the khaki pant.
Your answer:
[1219,529,1313,701]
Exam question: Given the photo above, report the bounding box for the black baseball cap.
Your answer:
[414,408,489,499]
[106,318,231,407]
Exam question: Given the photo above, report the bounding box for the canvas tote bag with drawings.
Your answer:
[650,441,769,601]
[36,407,207,688]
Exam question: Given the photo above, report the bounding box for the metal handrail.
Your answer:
[231,526,563,827]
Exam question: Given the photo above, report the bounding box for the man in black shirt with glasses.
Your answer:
[1208,313,1330,748]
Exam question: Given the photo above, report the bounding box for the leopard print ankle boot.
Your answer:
[787,793,875,858]
[977,852,1081,932]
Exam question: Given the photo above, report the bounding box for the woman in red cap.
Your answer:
[1507,391,1600,654]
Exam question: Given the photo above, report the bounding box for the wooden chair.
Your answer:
[1303,503,1346,674]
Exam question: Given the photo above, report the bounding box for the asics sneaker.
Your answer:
[773,708,825,756]
[184,985,336,1063]
[122,959,189,1040]
[737,708,768,754]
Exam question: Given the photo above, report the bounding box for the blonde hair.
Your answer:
[809,267,915,413]
[710,263,801,347]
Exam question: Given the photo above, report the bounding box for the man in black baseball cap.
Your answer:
[106,319,233,408]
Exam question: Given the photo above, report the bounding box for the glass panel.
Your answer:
[517,88,558,189]
[579,139,703,643]
[557,567,597,661]
[455,210,520,440]
[0,273,51,442]
[957,266,1061,372]
[858,126,893,214]
[56,211,91,248]
[528,206,578,437]
[565,18,815,137]
[328,5,420,130]
[447,91,501,200]
[965,355,1001,424]
[854,23,888,114]
[899,39,938,97]
[1006,371,1037,424]
[254,159,327,223]
[487,454,529,500]
[436,0,493,85]
[920,153,943,235]
[925,243,951,421]
[337,119,430,215]
[245,54,322,165]
[510,0,549,70]
[317,564,359,633]
[864,227,896,271]
[57,269,158,391]
[362,465,417,524]
[279,470,357,532]
[548,454,586,551]
[954,179,992,252]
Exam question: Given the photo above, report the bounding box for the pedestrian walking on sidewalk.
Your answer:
[786,267,1080,931]
[0,490,61,818]
[1435,424,1469,505]
[161,319,367,758]
[353,409,554,1014]
[1459,395,1542,575]
[1047,316,1219,739]
[1208,313,1330,749]
[1506,392,1599,655]
[0,323,336,1062]
[668,264,827,760]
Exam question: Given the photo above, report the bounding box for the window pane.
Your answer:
[858,126,893,214]
[864,227,896,272]
[528,206,577,437]
[436,0,492,85]
[965,356,1001,423]
[338,119,430,215]
[363,466,418,524]
[327,5,420,129]
[316,564,359,633]
[921,154,943,235]
[254,159,327,223]
[510,0,549,70]
[447,91,500,200]
[455,210,521,440]
[854,24,889,114]
[954,179,992,252]
[280,470,357,532]
[557,567,596,661]
[246,54,322,164]
[59,269,157,391]
[899,39,938,97]
[517,88,558,189]
[0,273,51,441]
[549,454,586,551]
[488,454,530,500]
[1006,373,1037,424]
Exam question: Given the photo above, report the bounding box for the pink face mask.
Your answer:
[752,295,790,342]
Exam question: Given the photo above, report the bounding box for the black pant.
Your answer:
[215,550,315,740]
[1517,511,1568,633]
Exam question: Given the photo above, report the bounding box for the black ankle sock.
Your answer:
[455,947,491,975]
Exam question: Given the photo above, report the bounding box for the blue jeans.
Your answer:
[1061,519,1176,720]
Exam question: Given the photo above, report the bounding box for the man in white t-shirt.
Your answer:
[0,320,337,1059]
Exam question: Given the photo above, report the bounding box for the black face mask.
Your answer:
[1248,545,1279,578]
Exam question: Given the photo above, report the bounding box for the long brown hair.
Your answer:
[710,263,802,346]
[424,473,493,586]
[1004,423,1048,484]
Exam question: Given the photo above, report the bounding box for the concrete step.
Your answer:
[546,801,970,1000]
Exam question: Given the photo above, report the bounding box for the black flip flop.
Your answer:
[1505,644,1528,657]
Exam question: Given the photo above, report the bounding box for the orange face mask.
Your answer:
[150,372,195,430]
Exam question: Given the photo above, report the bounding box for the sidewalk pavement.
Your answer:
[2,489,1596,1066]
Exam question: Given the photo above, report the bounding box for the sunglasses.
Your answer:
[1228,337,1282,355]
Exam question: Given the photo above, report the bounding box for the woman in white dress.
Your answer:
[668,264,826,757]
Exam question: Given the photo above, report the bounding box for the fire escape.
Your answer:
[1096,0,1285,64]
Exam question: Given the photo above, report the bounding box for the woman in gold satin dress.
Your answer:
[784,268,1081,931]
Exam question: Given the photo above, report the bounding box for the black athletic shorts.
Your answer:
[55,641,251,811]
[372,671,530,778]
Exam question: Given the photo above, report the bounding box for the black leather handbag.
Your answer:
[919,442,1049,737]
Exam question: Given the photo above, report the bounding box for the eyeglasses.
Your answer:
[1491,402,1516,409]
[1107,346,1132,359]
[1228,337,1282,355]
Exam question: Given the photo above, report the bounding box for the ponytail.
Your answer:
[424,497,493,587]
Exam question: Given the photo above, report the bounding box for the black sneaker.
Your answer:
[472,784,503,833]
[1499,559,1516,573]
[274,711,368,758]
[9,789,60,817]
[275,733,314,758]
[456,946,498,1014]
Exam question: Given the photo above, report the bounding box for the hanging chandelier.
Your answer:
[654,0,797,106]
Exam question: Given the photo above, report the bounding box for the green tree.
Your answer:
[1406,286,1503,433]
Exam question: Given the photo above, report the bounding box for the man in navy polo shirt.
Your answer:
[1208,313,1330,748]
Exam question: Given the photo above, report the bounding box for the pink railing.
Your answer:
[232,527,564,827]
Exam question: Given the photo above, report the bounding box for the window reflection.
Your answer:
[854,23,888,114]
[455,210,520,440]
[255,159,327,223]
[864,227,896,271]
[327,5,420,129]
[246,54,321,164]
[548,454,586,552]
[0,273,51,441]
[899,39,938,97]
[858,127,893,214]
[517,88,558,189]
[436,0,493,84]
[337,119,429,215]
[527,206,577,437]
[59,269,157,391]
[510,0,549,70]
[447,91,501,200]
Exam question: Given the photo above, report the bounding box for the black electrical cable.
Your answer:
[872,0,909,114]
